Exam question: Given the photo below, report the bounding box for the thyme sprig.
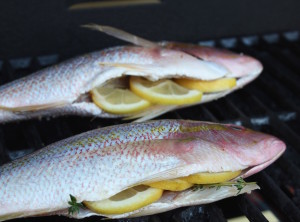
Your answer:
[192,178,256,195]
[68,194,84,215]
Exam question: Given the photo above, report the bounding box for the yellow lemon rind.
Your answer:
[91,88,151,115]
[182,171,242,184]
[84,186,163,215]
[175,78,236,93]
[145,179,193,191]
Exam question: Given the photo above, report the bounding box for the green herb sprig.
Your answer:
[68,194,84,215]
[192,178,256,195]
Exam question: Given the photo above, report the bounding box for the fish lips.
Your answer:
[238,137,286,178]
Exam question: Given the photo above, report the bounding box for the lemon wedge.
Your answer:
[91,86,151,114]
[182,171,241,184]
[130,76,203,105]
[174,78,236,93]
[145,179,193,191]
[84,185,163,215]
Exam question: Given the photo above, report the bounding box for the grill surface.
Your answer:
[0,32,299,222]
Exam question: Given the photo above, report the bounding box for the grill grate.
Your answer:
[0,31,300,222]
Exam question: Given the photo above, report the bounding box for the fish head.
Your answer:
[177,121,286,178]
[224,124,286,177]
[162,42,263,79]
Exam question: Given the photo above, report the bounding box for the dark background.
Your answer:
[0,0,300,59]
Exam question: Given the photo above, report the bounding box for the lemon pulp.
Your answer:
[91,76,237,115]
[130,76,202,105]
[91,86,151,114]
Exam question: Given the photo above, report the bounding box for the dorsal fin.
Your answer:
[82,24,158,48]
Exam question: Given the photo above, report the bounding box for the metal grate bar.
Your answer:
[288,41,300,56]
[277,156,300,186]
[236,195,269,222]
[236,41,300,97]
[261,40,300,73]
[1,60,14,84]
[262,57,300,97]
[206,204,227,222]
[0,128,8,165]
[242,90,300,153]
[253,172,300,222]
[22,124,44,149]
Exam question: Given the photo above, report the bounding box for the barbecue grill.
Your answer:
[0,0,299,221]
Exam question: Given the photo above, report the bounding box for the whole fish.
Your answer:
[0,120,285,220]
[0,25,263,123]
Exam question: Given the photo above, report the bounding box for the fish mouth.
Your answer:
[235,66,262,88]
[240,139,286,178]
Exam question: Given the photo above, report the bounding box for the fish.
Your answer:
[0,120,285,220]
[0,25,263,123]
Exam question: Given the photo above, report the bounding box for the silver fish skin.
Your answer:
[0,120,285,220]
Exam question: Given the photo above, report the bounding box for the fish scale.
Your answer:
[0,120,285,220]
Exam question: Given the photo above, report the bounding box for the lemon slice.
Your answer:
[130,76,202,105]
[174,78,236,93]
[182,171,241,184]
[91,86,151,114]
[84,185,163,215]
[145,179,193,191]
